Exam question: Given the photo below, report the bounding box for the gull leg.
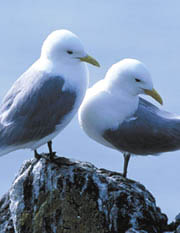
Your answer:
[34,149,41,159]
[123,153,131,178]
[34,142,56,161]
[47,141,56,160]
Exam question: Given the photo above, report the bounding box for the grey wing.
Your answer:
[103,98,180,155]
[0,68,76,146]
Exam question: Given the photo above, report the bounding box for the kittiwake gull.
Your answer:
[0,29,100,159]
[78,58,180,178]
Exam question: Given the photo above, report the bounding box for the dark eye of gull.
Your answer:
[135,78,141,82]
[67,50,73,54]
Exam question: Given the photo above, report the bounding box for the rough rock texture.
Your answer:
[0,156,178,233]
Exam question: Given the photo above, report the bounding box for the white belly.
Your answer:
[79,90,117,149]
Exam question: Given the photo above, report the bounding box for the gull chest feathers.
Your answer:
[79,81,139,148]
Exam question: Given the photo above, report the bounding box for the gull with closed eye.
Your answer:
[0,29,100,160]
[78,58,180,178]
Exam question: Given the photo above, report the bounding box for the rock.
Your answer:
[0,155,175,233]
[176,213,180,223]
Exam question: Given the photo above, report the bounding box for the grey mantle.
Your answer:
[0,156,179,233]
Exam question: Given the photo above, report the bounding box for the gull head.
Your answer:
[41,29,100,67]
[105,58,163,105]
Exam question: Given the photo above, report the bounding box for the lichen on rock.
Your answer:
[0,156,178,232]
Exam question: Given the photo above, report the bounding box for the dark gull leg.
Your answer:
[34,142,56,161]
[123,153,131,178]
[47,140,56,160]
[34,149,41,159]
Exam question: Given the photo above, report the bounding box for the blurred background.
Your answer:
[0,0,180,222]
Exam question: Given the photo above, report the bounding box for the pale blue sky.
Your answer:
[0,0,180,222]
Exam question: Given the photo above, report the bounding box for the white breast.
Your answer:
[78,80,139,148]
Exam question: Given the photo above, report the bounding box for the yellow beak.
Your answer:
[144,88,163,105]
[80,55,100,67]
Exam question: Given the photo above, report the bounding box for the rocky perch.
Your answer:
[0,155,179,233]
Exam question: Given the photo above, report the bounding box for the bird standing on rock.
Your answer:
[0,29,100,159]
[78,58,180,178]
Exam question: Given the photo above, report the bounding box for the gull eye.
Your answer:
[135,78,141,82]
[67,50,73,55]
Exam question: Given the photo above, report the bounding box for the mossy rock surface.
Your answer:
[0,156,176,233]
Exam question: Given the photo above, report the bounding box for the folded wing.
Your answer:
[0,67,76,147]
[103,98,180,155]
